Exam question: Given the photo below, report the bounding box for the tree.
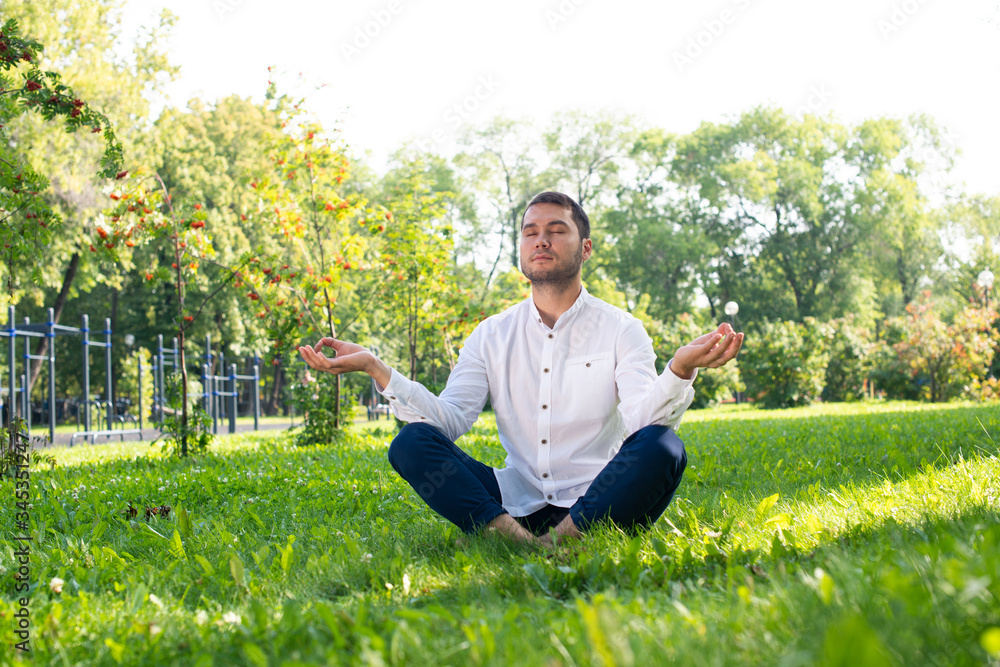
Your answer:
[1,0,175,393]
[454,117,545,289]
[852,116,951,316]
[243,117,384,431]
[100,170,244,456]
[598,128,716,320]
[0,17,124,293]
[374,152,460,385]
[671,107,950,324]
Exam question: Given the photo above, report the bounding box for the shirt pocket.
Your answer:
[562,353,616,419]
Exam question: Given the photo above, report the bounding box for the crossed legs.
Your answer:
[387,422,687,542]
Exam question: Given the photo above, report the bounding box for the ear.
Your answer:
[582,238,593,261]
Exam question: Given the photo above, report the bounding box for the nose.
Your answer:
[535,234,550,248]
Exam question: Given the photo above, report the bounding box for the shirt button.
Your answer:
[542,473,549,478]
[544,368,549,373]
[586,362,591,367]
[541,439,547,444]
[548,334,554,339]
[542,404,548,409]
[547,494,553,500]
[389,396,396,400]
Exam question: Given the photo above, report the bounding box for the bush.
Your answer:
[821,318,875,402]
[291,371,355,447]
[741,318,829,409]
[652,313,743,409]
[875,297,998,402]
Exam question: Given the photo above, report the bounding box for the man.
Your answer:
[299,191,742,545]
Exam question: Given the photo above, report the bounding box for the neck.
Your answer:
[531,279,583,328]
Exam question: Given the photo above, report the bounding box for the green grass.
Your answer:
[3,400,1000,665]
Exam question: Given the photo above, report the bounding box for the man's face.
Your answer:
[519,203,592,288]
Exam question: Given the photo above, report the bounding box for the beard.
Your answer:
[520,241,585,290]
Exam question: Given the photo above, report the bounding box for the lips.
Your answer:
[532,254,554,261]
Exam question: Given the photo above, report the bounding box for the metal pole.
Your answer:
[105,318,113,431]
[82,314,90,435]
[228,363,237,434]
[21,372,29,439]
[202,364,210,417]
[137,354,144,432]
[23,317,30,432]
[8,306,16,428]
[48,308,56,446]
[253,364,260,431]
[156,334,165,424]
[219,350,225,423]
[210,370,218,435]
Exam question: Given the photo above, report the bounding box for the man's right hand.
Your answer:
[298,338,390,387]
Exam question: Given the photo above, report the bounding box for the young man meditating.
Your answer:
[299,191,743,545]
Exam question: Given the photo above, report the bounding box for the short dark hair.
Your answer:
[522,191,590,240]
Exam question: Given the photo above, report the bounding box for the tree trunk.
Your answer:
[28,252,80,391]
[179,328,188,456]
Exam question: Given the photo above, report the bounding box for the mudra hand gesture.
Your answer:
[670,323,744,380]
[298,338,375,375]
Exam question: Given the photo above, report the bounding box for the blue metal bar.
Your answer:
[82,314,90,434]
[48,307,55,445]
[105,317,113,432]
[8,306,16,428]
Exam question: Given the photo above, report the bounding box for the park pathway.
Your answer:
[36,421,295,449]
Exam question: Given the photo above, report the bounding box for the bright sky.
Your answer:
[123,0,999,196]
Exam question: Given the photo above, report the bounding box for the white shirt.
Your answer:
[379,287,697,517]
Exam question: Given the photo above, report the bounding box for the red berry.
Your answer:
[25,80,42,92]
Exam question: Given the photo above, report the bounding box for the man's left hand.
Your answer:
[670,323,744,380]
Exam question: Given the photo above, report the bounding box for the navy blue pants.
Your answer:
[387,423,687,535]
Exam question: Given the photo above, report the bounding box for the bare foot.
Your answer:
[539,514,583,548]
[484,513,541,545]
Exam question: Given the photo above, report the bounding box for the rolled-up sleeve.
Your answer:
[615,319,697,434]
[378,324,490,442]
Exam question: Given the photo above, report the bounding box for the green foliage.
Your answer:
[875,296,999,403]
[290,370,354,447]
[0,16,124,297]
[741,318,829,409]
[155,372,212,457]
[652,312,742,408]
[821,317,875,402]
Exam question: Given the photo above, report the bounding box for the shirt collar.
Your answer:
[527,285,590,331]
